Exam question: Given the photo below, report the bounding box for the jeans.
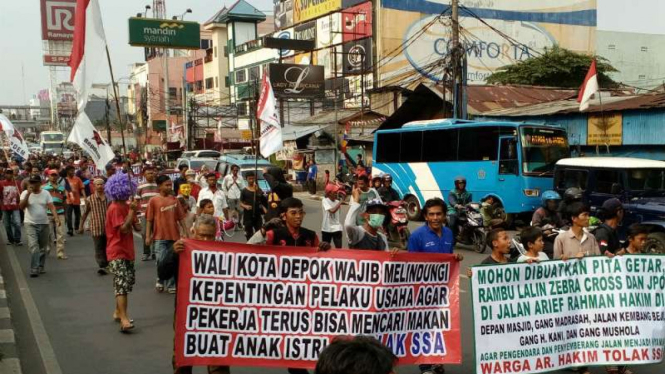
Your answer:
[66,205,81,233]
[3,210,21,244]
[322,231,342,248]
[25,224,50,271]
[155,240,176,289]
[140,216,153,256]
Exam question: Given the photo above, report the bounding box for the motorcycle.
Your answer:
[333,172,354,198]
[509,224,564,260]
[456,203,487,253]
[386,201,411,250]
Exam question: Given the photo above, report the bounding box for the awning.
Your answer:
[281,124,328,141]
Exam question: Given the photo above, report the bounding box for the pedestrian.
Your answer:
[617,224,649,255]
[222,165,245,227]
[195,164,210,188]
[197,172,228,221]
[173,164,189,194]
[593,198,624,255]
[104,163,116,180]
[43,169,66,258]
[0,168,23,246]
[20,166,42,192]
[76,157,92,196]
[263,166,293,221]
[321,184,343,248]
[517,227,549,263]
[406,197,461,374]
[19,175,61,277]
[353,175,381,226]
[184,169,201,200]
[239,172,266,240]
[176,183,196,233]
[315,336,396,374]
[553,202,600,260]
[146,175,188,294]
[64,165,85,236]
[80,178,109,274]
[103,173,140,333]
[481,228,511,265]
[306,159,318,196]
[136,166,159,261]
[169,215,230,374]
[345,188,389,251]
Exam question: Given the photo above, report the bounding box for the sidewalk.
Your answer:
[0,263,22,374]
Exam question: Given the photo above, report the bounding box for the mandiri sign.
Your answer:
[128,18,200,49]
[269,63,325,99]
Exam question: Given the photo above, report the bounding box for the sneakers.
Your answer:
[141,254,151,261]
[151,253,156,260]
[15,242,22,246]
[30,269,39,278]
[167,287,177,294]
[57,254,68,260]
[155,282,164,293]
[39,267,46,274]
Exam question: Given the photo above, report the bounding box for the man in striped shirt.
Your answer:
[43,169,67,259]
[136,166,159,261]
[80,178,109,275]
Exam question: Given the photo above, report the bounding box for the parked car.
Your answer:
[175,157,219,172]
[554,157,665,253]
[216,154,275,193]
[180,150,221,159]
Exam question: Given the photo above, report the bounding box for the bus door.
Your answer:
[497,136,519,189]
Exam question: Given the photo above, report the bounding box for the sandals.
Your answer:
[120,323,135,333]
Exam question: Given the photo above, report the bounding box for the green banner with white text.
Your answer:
[471,256,665,374]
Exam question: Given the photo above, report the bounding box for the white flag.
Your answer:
[68,112,114,169]
[578,60,599,112]
[256,71,283,157]
[0,114,30,160]
[169,122,185,147]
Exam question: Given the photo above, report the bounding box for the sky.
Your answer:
[0,0,664,104]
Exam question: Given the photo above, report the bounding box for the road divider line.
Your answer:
[7,246,63,374]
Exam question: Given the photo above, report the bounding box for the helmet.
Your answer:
[454,175,466,183]
[564,187,583,202]
[383,174,392,181]
[541,190,561,206]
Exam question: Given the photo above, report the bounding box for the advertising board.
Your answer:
[128,18,201,49]
[269,63,325,98]
[275,0,294,30]
[41,0,76,41]
[316,13,342,49]
[294,0,341,24]
[342,37,372,74]
[342,1,372,42]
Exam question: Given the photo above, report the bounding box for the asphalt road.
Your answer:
[1,194,663,374]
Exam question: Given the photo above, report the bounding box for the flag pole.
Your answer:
[105,45,127,155]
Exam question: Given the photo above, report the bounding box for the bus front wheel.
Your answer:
[404,196,422,221]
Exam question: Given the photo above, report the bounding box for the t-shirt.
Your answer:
[65,176,85,205]
[407,225,454,254]
[481,255,507,265]
[43,182,66,215]
[105,202,135,261]
[146,195,184,241]
[321,197,342,233]
[240,187,266,217]
[307,164,318,180]
[517,252,550,263]
[136,182,159,215]
[20,189,53,225]
[593,224,622,254]
[0,180,22,211]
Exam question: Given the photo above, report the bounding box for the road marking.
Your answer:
[0,307,10,319]
[0,329,15,343]
[7,245,63,374]
[0,358,22,374]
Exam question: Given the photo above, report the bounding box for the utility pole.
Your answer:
[451,0,460,119]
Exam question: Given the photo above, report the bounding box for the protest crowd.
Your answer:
[3,148,662,374]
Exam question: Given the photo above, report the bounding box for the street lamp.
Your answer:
[173,8,192,21]
[137,5,151,18]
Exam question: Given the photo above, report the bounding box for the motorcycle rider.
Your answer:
[532,191,564,229]
[479,195,504,228]
[378,174,400,203]
[447,176,472,238]
[558,187,583,227]
[593,198,624,255]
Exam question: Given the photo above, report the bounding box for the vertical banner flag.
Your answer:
[0,114,30,159]
[578,59,599,112]
[471,256,665,374]
[257,70,284,157]
[68,112,115,169]
[175,241,462,368]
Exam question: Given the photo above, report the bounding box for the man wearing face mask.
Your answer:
[344,185,389,251]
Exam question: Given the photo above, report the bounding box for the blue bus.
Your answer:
[372,119,570,221]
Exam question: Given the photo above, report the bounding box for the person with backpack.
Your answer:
[593,198,624,255]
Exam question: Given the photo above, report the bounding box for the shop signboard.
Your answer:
[269,63,325,98]
[41,0,76,41]
[128,18,201,49]
[342,2,372,42]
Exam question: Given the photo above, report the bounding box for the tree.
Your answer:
[486,46,618,88]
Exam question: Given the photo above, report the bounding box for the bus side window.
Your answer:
[498,138,518,175]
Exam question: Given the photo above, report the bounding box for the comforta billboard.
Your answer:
[379,0,596,84]
[471,256,665,374]
[175,241,462,368]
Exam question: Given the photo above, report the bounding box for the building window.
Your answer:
[214,47,217,58]
[215,77,219,88]
[607,44,616,50]
[205,78,214,89]
[186,83,193,92]
[249,66,260,82]
[235,69,247,83]
[169,87,178,100]
[195,80,203,92]
[641,46,648,52]
[225,76,230,87]
[224,45,229,57]
[237,102,248,116]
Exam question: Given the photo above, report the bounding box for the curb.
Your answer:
[0,274,22,374]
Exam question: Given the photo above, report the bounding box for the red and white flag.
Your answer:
[69,0,107,112]
[0,114,30,160]
[577,59,599,112]
[256,71,283,157]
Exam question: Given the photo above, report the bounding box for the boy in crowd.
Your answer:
[553,202,599,260]
[315,336,397,374]
[104,173,141,333]
[265,197,321,249]
[146,175,188,294]
[517,227,549,263]
[80,178,109,274]
[173,164,189,194]
[20,175,61,277]
[321,184,343,248]
[617,224,649,255]
[197,173,228,222]
[482,228,512,265]
[136,166,159,261]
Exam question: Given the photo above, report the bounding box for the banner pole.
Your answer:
[105,45,127,155]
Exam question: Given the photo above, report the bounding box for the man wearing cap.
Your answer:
[593,198,624,255]
[43,169,67,258]
[19,175,60,277]
[344,185,389,251]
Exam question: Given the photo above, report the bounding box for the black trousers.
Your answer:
[66,205,81,233]
[92,235,109,268]
[243,212,263,241]
[322,231,342,248]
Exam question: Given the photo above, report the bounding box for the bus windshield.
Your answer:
[43,143,63,150]
[521,127,570,176]
[41,133,64,142]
